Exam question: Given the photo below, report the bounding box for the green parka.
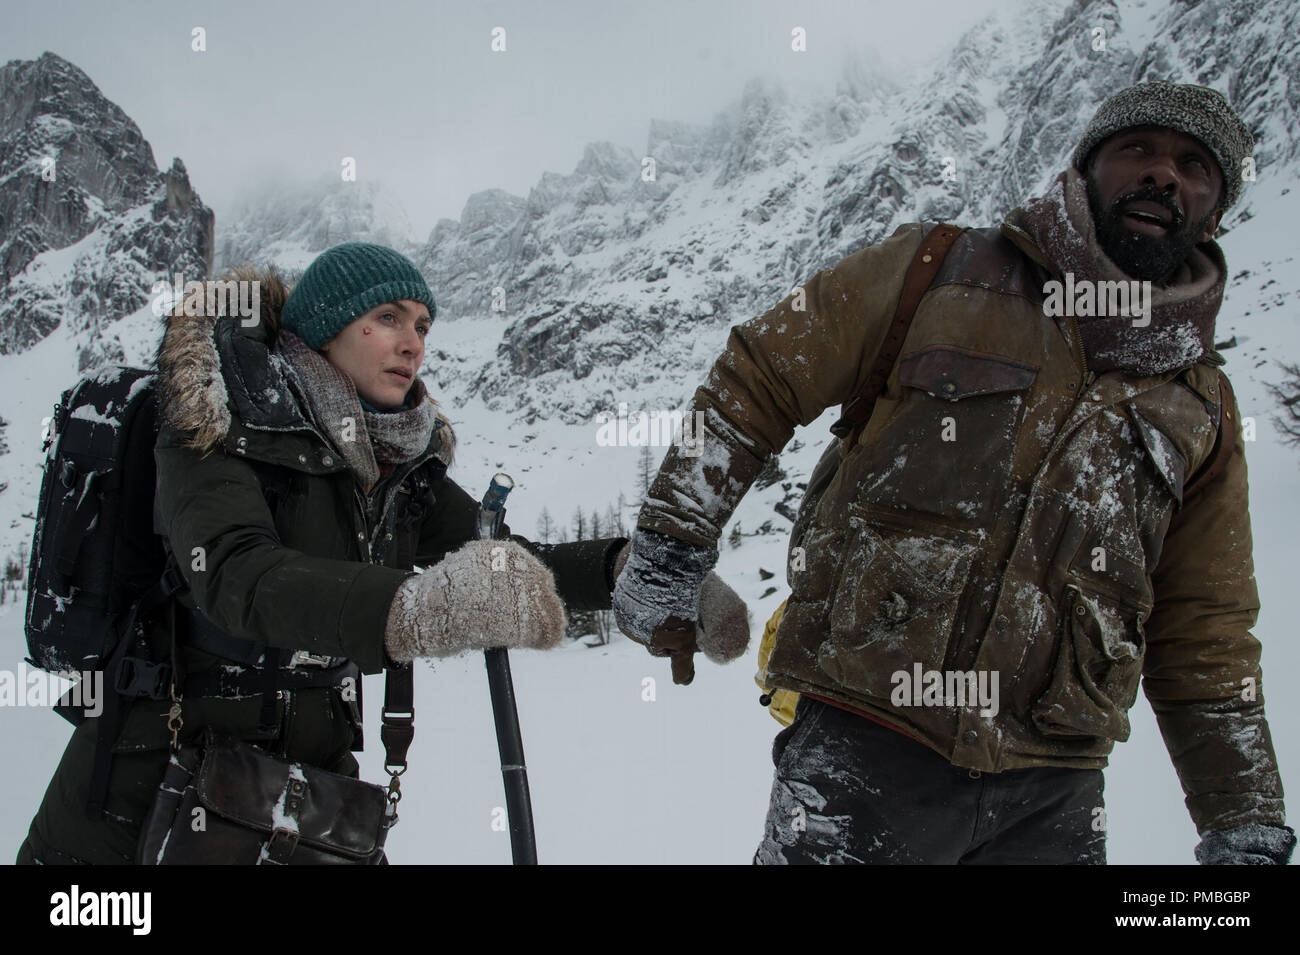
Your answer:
[16,267,625,865]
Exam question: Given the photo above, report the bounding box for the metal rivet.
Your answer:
[942,381,956,393]
[322,454,333,466]
[995,614,1009,629]
[384,532,393,541]
[297,454,307,464]
[969,769,982,779]
[357,531,366,541]
[963,730,978,744]
[921,254,933,263]
[1075,604,1087,616]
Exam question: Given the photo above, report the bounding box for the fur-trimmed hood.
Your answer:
[152,264,455,465]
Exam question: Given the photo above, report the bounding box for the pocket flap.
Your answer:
[196,737,389,858]
[898,345,1038,400]
[1128,407,1187,505]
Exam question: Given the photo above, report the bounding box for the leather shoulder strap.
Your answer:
[830,222,967,449]
[1183,369,1239,503]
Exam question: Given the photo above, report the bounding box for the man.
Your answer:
[613,82,1294,864]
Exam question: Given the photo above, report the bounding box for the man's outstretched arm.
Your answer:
[1143,398,1294,864]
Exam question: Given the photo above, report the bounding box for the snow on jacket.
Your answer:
[636,221,1284,837]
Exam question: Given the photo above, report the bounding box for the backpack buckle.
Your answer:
[113,656,173,700]
[160,561,187,598]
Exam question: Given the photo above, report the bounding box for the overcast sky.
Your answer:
[4,0,1020,239]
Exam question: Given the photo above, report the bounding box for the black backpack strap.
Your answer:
[84,565,187,820]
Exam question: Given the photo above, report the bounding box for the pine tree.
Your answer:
[572,508,586,541]
[536,507,556,544]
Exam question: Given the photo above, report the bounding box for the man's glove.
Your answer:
[385,539,567,661]
[1194,824,1297,865]
[612,532,749,684]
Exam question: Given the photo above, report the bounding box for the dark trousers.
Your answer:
[754,697,1106,864]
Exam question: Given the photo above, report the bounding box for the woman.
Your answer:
[16,242,628,864]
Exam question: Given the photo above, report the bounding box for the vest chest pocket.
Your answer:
[856,345,1038,523]
[819,505,979,701]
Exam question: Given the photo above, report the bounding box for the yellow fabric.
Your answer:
[755,598,800,727]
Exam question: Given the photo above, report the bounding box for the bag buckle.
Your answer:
[265,828,300,863]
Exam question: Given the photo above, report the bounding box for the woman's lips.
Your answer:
[387,370,411,381]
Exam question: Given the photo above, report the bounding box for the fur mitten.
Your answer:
[697,572,751,663]
[385,539,567,661]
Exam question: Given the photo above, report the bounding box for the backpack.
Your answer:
[24,365,181,677]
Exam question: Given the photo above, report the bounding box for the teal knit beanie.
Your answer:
[281,242,437,350]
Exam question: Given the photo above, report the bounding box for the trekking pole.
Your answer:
[476,473,538,865]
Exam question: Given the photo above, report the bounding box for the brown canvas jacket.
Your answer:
[638,221,1285,836]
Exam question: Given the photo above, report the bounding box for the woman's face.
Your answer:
[319,299,431,409]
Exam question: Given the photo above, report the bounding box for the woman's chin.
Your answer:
[362,388,406,410]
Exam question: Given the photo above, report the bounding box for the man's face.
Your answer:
[1084,125,1225,282]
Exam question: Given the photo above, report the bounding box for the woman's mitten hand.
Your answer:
[385,539,567,661]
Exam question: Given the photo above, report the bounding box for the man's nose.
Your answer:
[1138,151,1181,196]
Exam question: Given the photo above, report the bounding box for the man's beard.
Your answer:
[1086,176,1218,282]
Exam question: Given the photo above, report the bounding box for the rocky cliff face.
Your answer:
[0,52,213,361]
